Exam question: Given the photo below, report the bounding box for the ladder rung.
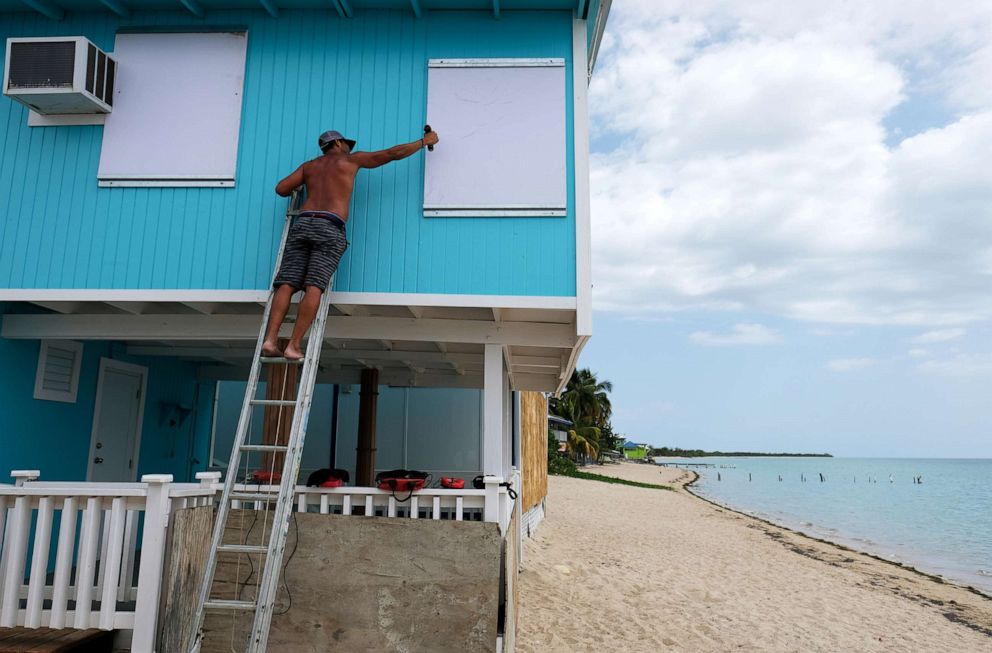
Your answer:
[259,356,305,365]
[249,399,297,407]
[217,544,268,556]
[204,599,257,612]
[240,444,289,453]
[230,492,279,502]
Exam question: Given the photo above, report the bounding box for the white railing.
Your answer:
[0,470,218,653]
[224,475,514,527]
[0,469,518,650]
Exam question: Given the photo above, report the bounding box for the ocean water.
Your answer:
[667,457,992,594]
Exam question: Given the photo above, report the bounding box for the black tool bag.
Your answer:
[305,468,350,487]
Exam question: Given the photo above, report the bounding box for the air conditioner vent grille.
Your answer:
[95,50,106,100]
[85,43,96,94]
[8,41,76,89]
[104,56,116,106]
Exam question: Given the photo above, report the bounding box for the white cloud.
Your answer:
[810,327,856,337]
[827,358,877,372]
[918,353,992,376]
[589,1,992,327]
[689,323,782,346]
[907,348,930,358]
[911,328,966,344]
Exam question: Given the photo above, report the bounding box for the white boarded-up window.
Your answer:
[424,59,567,217]
[34,340,83,403]
[97,32,248,187]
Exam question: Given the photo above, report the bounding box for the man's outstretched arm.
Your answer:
[275,164,305,196]
[350,132,439,169]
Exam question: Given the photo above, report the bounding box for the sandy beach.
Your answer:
[517,463,992,652]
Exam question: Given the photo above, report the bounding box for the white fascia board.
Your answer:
[0,289,269,303]
[588,0,613,76]
[0,289,576,311]
[572,17,593,338]
[555,333,589,397]
[2,314,578,348]
[329,292,576,311]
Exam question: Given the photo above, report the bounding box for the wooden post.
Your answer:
[262,352,297,474]
[355,368,379,487]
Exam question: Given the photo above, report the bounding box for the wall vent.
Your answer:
[34,340,84,403]
[4,37,116,115]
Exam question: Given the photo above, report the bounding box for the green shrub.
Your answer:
[548,451,577,475]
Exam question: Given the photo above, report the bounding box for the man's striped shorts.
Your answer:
[273,211,348,292]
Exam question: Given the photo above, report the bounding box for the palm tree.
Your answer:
[566,423,601,462]
[554,381,603,462]
[552,368,613,429]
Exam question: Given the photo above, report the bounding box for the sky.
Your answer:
[580,0,992,458]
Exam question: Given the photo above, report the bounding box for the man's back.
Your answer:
[299,153,358,219]
[275,130,438,220]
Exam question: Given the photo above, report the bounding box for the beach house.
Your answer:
[623,442,650,460]
[0,1,610,650]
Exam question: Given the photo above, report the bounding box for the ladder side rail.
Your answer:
[247,288,333,652]
[190,191,302,652]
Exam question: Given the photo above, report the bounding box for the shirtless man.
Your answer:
[261,128,439,360]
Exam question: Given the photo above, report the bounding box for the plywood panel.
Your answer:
[97,33,247,184]
[520,391,548,512]
[424,62,567,214]
[158,506,214,653]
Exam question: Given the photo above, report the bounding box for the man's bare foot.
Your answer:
[261,341,282,358]
[283,342,305,360]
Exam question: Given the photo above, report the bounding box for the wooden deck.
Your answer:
[0,628,114,653]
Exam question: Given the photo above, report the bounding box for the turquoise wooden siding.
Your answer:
[0,9,576,296]
[0,325,215,481]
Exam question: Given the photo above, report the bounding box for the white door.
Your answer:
[88,358,147,482]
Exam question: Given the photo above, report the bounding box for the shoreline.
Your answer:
[680,469,992,603]
[517,462,992,651]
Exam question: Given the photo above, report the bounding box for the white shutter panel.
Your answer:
[34,341,84,403]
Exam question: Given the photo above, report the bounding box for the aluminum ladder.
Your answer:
[189,191,332,653]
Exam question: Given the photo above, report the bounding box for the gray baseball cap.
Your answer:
[318,130,356,152]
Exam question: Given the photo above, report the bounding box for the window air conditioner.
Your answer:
[3,37,116,115]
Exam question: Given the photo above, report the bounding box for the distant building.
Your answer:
[623,441,650,460]
[549,414,572,453]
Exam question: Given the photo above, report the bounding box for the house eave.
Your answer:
[0,290,579,392]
